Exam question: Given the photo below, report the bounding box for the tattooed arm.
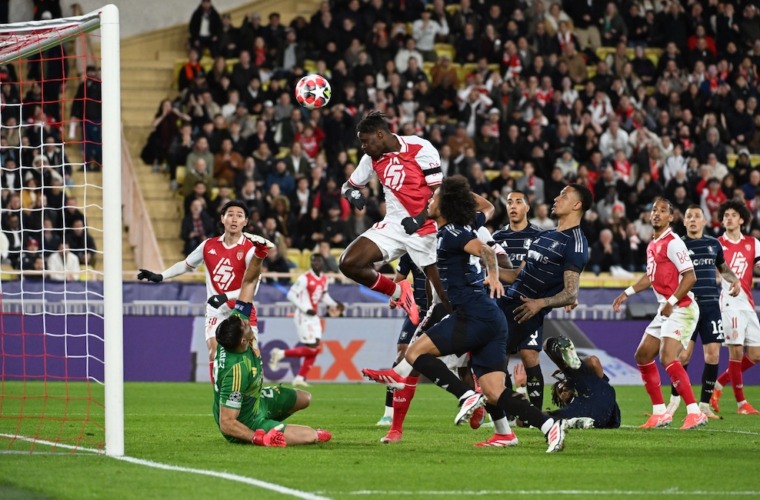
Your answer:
[718,262,741,297]
[512,270,580,324]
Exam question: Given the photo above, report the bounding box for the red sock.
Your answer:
[729,359,746,403]
[638,361,664,405]
[209,361,215,385]
[370,274,397,297]
[666,361,696,405]
[298,352,318,378]
[390,376,419,433]
[742,353,756,371]
[285,346,319,357]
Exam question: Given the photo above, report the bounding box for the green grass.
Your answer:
[2,382,760,499]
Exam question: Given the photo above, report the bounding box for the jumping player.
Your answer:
[492,190,546,408]
[339,111,448,326]
[666,205,740,419]
[213,236,332,446]
[613,198,708,430]
[711,200,760,415]
[137,200,257,382]
[268,253,343,387]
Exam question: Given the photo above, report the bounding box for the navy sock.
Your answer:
[702,363,718,404]
[525,364,544,409]
[412,353,469,399]
[497,387,548,430]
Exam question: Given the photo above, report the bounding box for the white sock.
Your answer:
[685,403,700,414]
[669,395,681,404]
[515,386,528,396]
[653,403,667,415]
[540,418,555,435]
[383,406,393,417]
[391,284,402,300]
[394,359,414,377]
[738,400,747,407]
[714,381,723,391]
[493,417,513,435]
[459,390,475,401]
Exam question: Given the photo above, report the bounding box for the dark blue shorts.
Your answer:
[498,297,545,353]
[425,297,507,378]
[691,302,724,345]
[397,317,417,345]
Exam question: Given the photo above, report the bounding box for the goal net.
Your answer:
[0,5,122,456]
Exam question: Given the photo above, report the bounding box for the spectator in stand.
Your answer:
[697,127,728,165]
[184,180,213,215]
[70,66,102,171]
[726,99,755,150]
[47,242,80,281]
[183,157,215,197]
[189,0,222,57]
[412,10,448,62]
[589,228,621,275]
[530,202,556,230]
[66,218,97,267]
[217,13,240,58]
[262,245,292,284]
[265,160,296,197]
[213,138,244,186]
[322,204,348,249]
[181,198,216,256]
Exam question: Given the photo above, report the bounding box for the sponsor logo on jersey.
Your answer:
[209,248,217,255]
[213,257,236,290]
[730,252,749,279]
[692,258,716,266]
[528,249,550,264]
[523,238,532,249]
[383,156,406,191]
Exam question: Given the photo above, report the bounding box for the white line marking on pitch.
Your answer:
[619,424,760,436]
[0,434,331,500]
[328,490,760,496]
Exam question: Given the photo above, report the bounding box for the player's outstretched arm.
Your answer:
[612,273,651,312]
[137,260,192,282]
[473,193,495,222]
[238,235,275,304]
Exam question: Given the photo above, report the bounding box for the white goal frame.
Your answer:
[0,4,123,457]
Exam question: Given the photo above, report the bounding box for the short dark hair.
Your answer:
[215,315,245,351]
[568,183,593,212]
[357,110,390,134]
[439,175,476,226]
[652,197,674,214]
[719,199,751,224]
[685,204,702,213]
[220,200,249,218]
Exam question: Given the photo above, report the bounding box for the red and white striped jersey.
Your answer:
[186,235,256,306]
[287,270,337,317]
[349,135,442,236]
[646,228,694,306]
[719,233,760,311]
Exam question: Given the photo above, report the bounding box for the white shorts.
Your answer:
[295,313,323,344]
[361,221,437,269]
[205,303,232,341]
[645,302,700,349]
[722,309,760,347]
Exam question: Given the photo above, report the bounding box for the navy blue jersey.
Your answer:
[491,224,544,267]
[506,226,589,302]
[436,223,486,307]
[683,235,724,306]
[397,253,428,311]
[550,363,620,429]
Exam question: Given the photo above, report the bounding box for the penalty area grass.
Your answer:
[1,383,760,499]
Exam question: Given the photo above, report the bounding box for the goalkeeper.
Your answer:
[213,236,333,446]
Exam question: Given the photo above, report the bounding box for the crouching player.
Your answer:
[539,336,621,429]
[213,236,332,446]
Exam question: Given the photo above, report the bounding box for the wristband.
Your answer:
[667,296,678,306]
[624,286,636,296]
[232,300,253,320]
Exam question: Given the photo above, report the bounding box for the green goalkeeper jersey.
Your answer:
[212,338,263,433]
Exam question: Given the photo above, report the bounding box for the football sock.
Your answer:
[540,418,556,435]
[701,363,718,404]
[638,361,664,406]
[729,359,746,403]
[525,364,544,409]
[284,346,319,358]
[716,369,730,388]
[496,388,547,429]
[487,404,512,435]
[384,361,399,415]
[209,361,215,385]
[666,360,696,406]
[370,274,399,297]
[412,353,468,399]
[390,376,418,433]
[670,363,688,397]
[742,353,756,371]
[394,358,414,378]
[298,351,318,378]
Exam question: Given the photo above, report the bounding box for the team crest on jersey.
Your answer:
[523,239,532,249]
[549,240,560,251]
[237,251,244,260]
[707,246,715,254]
[746,244,752,251]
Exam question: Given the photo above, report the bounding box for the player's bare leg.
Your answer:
[339,237,419,324]
[283,424,332,445]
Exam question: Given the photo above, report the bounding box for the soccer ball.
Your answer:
[295,74,331,110]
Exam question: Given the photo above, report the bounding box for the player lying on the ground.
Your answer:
[212,235,332,447]
[530,336,621,429]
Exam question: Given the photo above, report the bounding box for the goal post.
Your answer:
[0,5,122,456]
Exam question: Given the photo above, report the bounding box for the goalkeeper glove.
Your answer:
[137,269,163,282]
[243,233,275,259]
[207,293,228,308]
[401,214,427,235]
[252,428,287,447]
[343,186,366,210]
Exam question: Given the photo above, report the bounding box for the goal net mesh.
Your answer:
[0,13,107,453]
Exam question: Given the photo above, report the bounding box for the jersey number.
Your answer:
[711,319,724,341]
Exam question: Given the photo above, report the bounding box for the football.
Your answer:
[295,74,331,110]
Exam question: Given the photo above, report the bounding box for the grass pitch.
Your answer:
[1,382,760,499]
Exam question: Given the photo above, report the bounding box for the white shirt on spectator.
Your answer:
[394,48,424,74]
[599,128,631,158]
[663,154,687,183]
[412,18,449,52]
[47,250,81,281]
